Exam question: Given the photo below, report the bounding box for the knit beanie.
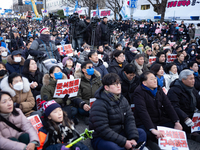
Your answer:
[40,28,49,34]
[62,57,73,66]
[43,100,61,117]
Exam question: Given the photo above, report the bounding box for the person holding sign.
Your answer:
[0,91,40,150]
[132,71,182,149]
[168,69,200,142]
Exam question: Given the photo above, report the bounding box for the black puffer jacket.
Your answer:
[167,79,200,121]
[100,21,109,42]
[108,59,128,74]
[132,85,179,130]
[194,74,200,92]
[174,59,188,74]
[89,86,139,147]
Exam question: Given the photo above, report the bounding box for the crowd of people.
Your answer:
[0,15,200,150]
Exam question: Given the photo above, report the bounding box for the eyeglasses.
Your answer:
[118,55,125,58]
[112,82,121,87]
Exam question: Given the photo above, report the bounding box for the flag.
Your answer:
[74,0,78,13]
[96,4,99,17]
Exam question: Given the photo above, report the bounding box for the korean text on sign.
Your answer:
[27,115,43,134]
[191,113,200,133]
[158,126,189,150]
[57,44,73,56]
[53,79,81,98]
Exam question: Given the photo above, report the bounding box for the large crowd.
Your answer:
[0,14,200,150]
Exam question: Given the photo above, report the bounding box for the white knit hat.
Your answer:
[40,28,49,34]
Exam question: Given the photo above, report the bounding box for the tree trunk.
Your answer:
[160,0,168,22]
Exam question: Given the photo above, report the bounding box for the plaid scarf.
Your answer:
[104,90,121,102]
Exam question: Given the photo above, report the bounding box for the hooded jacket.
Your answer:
[6,55,25,74]
[0,77,35,117]
[167,79,200,121]
[91,59,108,78]
[89,86,139,147]
[132,85,179,130]
[108,59,128,74]
[74,68,102,104]
[0,108,40,150]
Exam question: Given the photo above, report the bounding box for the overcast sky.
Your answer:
[0,0,13,9]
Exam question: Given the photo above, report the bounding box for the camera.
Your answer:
[90,16,100,28]
[49,13,59,21]
[68,13,79,24]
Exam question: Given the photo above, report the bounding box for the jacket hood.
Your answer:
[169,79,181,88]
[42,73,68,86]
[0,76,30,97]
[74,68,101,79]
[6,55,25,66]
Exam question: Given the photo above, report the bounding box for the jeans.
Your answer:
[91,128,146,150]
[72,38,83,50]
[78,108,89,117]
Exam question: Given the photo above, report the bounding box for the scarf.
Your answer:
[91,60,99,67]
[119,64,123,67]
[142,84,157,97]
[0,113,11,120]
[179,80,197,111]
[134,60,143,75]
[122,71,135,84]
[40,34,50,43]
[104,90,121,102]
[194,72,198,77]
[157,76,164,87]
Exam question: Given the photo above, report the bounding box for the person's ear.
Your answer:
[142,81,147,86]
[50,73,54,78]
[9,83,13,88]
[104,85,109,91]
[82,68,86,73]
[48,116,51,120]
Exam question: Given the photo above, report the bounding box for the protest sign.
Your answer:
[179,27,184,32]
[75,62,81,71]
[53,79,81,98]
[169,42,176,47]
[158,126,189,150]
[149,56,156,64]
[162,87,168,95]
[183,45,187,50]
[167,54,177,63]
[163,46,171,50]
[36,95,42,111]
[57,44,73,56]
[90,98,96,107]
[27,115,43,133]
[131,104,135,112]
[140,24,144,28]
[191,113,200,133]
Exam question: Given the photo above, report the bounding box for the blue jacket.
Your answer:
[92,59,108,79]
[6,55,25,74]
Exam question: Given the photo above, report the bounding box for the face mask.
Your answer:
[62,35,64,38]
[54,72,63,80]
[1,52,8,57]
[86,50,90,53]
[13,82,23,91]
[14,57,21,63]
[0,70,7,76]
[191,51,194,55]
[86,67,94,75]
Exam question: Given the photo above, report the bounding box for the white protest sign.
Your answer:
[57,44,73,56]
[36,95,42,111]
[167,54,177,63]
[27,115,43,133]
[191,113,200,133]
[53,79,81,98]
[158,126,189,150]
[148,56,156,64]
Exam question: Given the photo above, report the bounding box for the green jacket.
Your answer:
[74,68,102,104]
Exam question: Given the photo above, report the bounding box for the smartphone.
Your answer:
[132,141,146,150]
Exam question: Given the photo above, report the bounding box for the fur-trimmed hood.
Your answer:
[0,76,30,97]
[42,73,68,86]
[6,55,25,66]
[74,68,101,79]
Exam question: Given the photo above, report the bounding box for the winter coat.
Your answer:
[87,24,102,46]
[150,57,166,70]
[89,86,139,147]
[92,59,108,78]
[163,72,179,90]
[188,28,195,39]
[108,59,128,74]
[132,85,179,130]
[79,51,89,63]
[40,73,71,105]
[125,49,137,63]
[22,69,44,98]
[119,71,140,104]
[131,60,149,76]
[10,37,24,51]
[100,21,109,43]
[194,74,200,92]
[74,68,102,105]
[6,55,25,74]
[0,108,40,150]
[97,51,109,63]
[70,20,87,39]
[167,79,200,121]
[174,59,188,74]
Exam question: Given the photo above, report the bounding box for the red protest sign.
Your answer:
[158,126,189,150]
[179,27,184,32]
[140,24,144,28]
[36,95,42,111]
[27,115,43,134]
[53,79,81,98]
[90,98,96,107]
[167,54,177,63]
[148,56,156,65]
[191,113,200,133]
[57,44,73,56]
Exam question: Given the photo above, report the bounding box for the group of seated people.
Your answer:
[0,32,200,150]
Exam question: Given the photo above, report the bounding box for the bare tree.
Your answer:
[147,0,168,22]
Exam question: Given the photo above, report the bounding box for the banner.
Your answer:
[57,44,73,56]
[169,42,176,47]
[91,9,114,20]
[158,126,189,150]
[191,113,200,133]
[148,56,156,64]
[75,62,81,71]
[36,95,42,111]
[27,115,43,133]
[167,54,177,63]
[53,79,81,98]
[179,27,184,32]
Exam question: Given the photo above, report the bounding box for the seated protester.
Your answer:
[0,91,40,150]
[21,40,32,59]
[119,64,140,104]
[78,41,86,52]
[188,62,200,93]
[144,46,153,67]
[182,49,190,63]
[164,63,179,90]
[6,50,25,74]
[62,56,75,78]
[194,54,200,74]
[125,47,137,63]
[38,100,89,150]
[167,70,200,142]
[150,52,166,70]
[132,54,149,76]
[132,71,182,147]
[0,62,8,88]
[108,50,128,74]
[164,48,172,59]
[152,43,160,56]
[74,61,102,124]
[22,59,44,100]
[0,73,38,117]
[115,43,123,51]
[88,51,108,78]
[79,44,91,63]
[0,46,9,64]
[40,66,77,120]
[89,73,147,150]
[97,45,109,64]
[150,64,165,88]
[173,46,182,54]
[104,42,113,60]
[174,52,188,74]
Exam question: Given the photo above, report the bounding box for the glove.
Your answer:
[61,145,70,150]
[185,118,194,127]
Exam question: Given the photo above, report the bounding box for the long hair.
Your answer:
[22,58,35,74]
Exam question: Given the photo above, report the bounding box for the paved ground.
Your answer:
[75,116,200,150]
